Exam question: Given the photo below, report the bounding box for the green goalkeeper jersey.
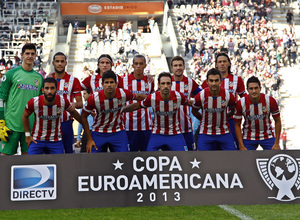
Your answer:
[0,66,43,132]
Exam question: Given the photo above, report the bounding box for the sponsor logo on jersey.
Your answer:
[257,154,300,201]
[11,164,56,201]
[17,84,39,91]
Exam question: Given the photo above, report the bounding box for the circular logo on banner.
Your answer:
[88,5,102,14]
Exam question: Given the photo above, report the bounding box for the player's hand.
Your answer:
[147,74,154,84]
[0,119,12,142]
[68,103,76,113]
[75,140,81,148]
[26,136,37,147]
[86,139,97,153]
[239,144,248,150]
[272,143,281,150]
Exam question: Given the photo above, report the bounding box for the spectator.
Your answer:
[73,18,80,34]
[286,10,293,26]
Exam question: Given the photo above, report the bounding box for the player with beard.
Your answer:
[22,77,82,154]
[49,52,83,153]
[201,53,245,149]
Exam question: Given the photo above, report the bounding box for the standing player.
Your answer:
[22,77,82,154]
[170,56,201,151]
[81,71,143,153]
[123,72,196,151]
[118,54,154,151]
[234,76,282,150]
[201,52,246,149]
[192,68,237,151]
[0,43,43,155]
[50,52,83,153]
[81,54,119,93]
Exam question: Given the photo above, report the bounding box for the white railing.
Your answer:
[167,16,178,56]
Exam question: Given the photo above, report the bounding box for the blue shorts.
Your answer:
[228,118,240,150]
[28,140,64,155]
[61,120,74,153]
[91,130,129,153]
[126,130,151,152]
[182,132,196,151]
[197,133,237,151]
[147,134,188,151]
[243,138,275,150]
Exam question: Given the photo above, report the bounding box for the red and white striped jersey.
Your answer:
[140,91,188,135]
[171,75,201,133]
[50,72,81,122]
[234,93,280,140]
[81,74,121,93]
[193,87,236,135]
[25,95,71,141]
[119,73,154,131]
[82,88,135,133]
[201,73,245,99]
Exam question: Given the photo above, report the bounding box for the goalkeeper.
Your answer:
[0,43,43,155]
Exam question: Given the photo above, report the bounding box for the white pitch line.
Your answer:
[218,205,253,220]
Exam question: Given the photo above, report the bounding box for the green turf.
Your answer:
[1,204,300,219]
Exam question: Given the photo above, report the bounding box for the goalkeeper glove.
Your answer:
[0,120,12,142]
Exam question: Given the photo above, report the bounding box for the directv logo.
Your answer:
[11,164,56,201]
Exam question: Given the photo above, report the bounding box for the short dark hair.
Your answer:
[102,70,117,83]
[22,43,36,54]
[215,52,231,73]
[170,56,185,66]
[53,52,67,61]
[43,77,57,88]
[133,54,146,64]
[84,88,91,94]
[158,72,172,84]
[206,68,222,81]
[247,76,261,88]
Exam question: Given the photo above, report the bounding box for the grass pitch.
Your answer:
[1,204,300,219]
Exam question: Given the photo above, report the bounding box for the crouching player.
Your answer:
[22,77,82,154]
[81,70,145,153]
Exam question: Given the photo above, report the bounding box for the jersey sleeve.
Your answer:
[140,94,152,108]
[123,89,136,101]
[234,100,243,122]
[270,97,280,118]
[192,93,202,109]
[0,71,13,119]
[24,98,34,115]
[228,92,236,108]
[237,76,246,97]
[82,94,95,114]
[192,79,202,96]
[81,76,91,90]
[73,77,82,97]
[64,97,71,111]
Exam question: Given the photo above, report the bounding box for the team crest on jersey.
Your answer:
[64,82,69,88]
[184,84,188,89]
[229,81,233,86]
[34,79,39,86]
[145,83,148,87]
[118,99,122,105]
[262,106,268,113]
[173,103,178,110]
[221,100,227,108]
[57,107,63,115]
